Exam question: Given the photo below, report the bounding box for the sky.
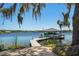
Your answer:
[0,3,74,30]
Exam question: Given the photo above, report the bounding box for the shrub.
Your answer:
[52,45,79,56]
[0,44,4,51]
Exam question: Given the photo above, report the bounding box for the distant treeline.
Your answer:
[0,30,22,34]
[0,30,72,34]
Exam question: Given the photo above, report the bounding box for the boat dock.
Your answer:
[33,37,50,41]
[30,37,57,56]
[30,35,64,47]
[30,37,49,47]
[30,40,41,47]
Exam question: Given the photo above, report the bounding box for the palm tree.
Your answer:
[57,3,79,46]
[0,3,45,48]
[63,3,79,46]
[71,4,79,45]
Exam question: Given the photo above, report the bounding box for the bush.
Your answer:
[47,39,58,44]
[0,44,4,51]
[52,45,79,56]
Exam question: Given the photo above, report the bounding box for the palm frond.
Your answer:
[32,3,45,21]
[17,13,23,28]
[10,3,17,14]
[0,8,12,24]
[62,3,71,26]
[0,3,4,8]
[62,12,70,25]
[67,3,71,11]
[0,3,45,28]
[19,3,30,15]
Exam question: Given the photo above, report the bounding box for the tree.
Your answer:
[71,4,79,45]
[0,3,45,28]
[63,3,79,46]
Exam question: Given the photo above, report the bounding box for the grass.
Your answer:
[0,40,24,52]
[39,39,59,50]
[52,42,79,56]
[39,39,79,56]
[0,44,4,51]
[53,45,71,56]
[7,44,26,52]
[0,41,4,51]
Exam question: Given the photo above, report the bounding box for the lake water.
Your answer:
[0,31,72,49]
[62,32,72,45]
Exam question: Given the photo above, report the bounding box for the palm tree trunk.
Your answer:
[72,4,79,45]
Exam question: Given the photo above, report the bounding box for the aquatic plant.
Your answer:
[0,40,4,51]
[8,44,21,50]
[14,35,18,49]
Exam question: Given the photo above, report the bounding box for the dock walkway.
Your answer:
[33,37,50,41]
[30,40,41,47]
[30,37,49,47]
[30,37,57,56]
